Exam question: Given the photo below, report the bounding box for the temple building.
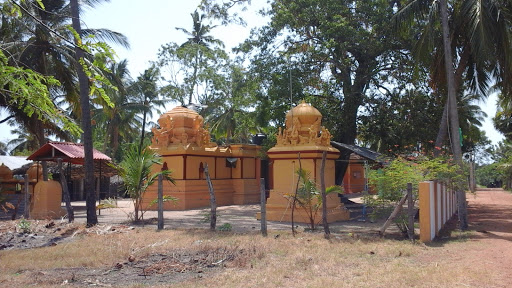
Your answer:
[265,101,350,223]
[142,106,261,210]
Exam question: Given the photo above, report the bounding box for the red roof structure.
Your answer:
[27,141,111,164]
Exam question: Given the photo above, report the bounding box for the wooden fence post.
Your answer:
[260,178,267,237]
[58,158,74,222]
[23,174,29,219]
[407,183,414,242]
[320,151,330,238]
[379,193,408,236]
[157,174,164,230]
[204,163,216,231]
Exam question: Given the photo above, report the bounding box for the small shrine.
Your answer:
[265,101,350,223]
[143,106,261,210]
[0,162,66,219]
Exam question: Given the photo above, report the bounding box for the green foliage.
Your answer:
[0,51,81,137]
[367,154,463,231]
[117,144,175,221]
[368,155,462,203]
[368,157,422,202]
[494,94,512,141]
[218,223,232,232]
[96,198,118,210]
[480,141,512,190]
[359,89,443,155]
[158,10,261,144]
[17,218,31,234]
[148,195,179,208]
[242,0,413,156]
[287,168,343,230]
[68,26,118,107]
[158,10,227,106]
[476,163,502,188]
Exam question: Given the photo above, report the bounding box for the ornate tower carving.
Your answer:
[275,101,333,147]
[151,106,214,150]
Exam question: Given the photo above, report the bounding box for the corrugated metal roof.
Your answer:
[330,141,385,164]
[27,141,111,164]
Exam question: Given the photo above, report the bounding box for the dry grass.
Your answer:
[0,227,503,287]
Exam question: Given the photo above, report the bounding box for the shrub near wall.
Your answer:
[366,155,463,232]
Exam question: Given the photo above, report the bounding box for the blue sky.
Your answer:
[0,0,504,147]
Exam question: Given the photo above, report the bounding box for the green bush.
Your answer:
[367,155,463,233]
[218,223,232,231]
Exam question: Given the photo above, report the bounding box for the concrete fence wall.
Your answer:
[419,181,457,242]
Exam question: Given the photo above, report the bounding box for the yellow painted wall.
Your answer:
[160,156,184,179]
[145,144,261,210]
[313,158,337,187]
[264,148,350,223]
[419,182,431,243]
[232,158,242,179]
[242,158,256,179]
[187,156,215,179]
[216,157,232,179]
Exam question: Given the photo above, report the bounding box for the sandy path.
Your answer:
[464,188,512,287]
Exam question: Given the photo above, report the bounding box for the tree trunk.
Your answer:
[440,0,467,230]
[58,158,74,222]
[70,0,97,226]
[434,47,469,156]
[139,102,147,153]
[320,151,330,239]
[434,103,448,156]
[334,68,365,184]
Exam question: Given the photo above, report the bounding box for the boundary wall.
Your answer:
[419,181,457,242]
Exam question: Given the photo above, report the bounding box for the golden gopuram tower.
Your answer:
[265,101,350,223]
[143,106,261,210]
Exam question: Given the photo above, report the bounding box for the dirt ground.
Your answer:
[1,188,512,287]
[0,195,390,251]
[464,188,512,287]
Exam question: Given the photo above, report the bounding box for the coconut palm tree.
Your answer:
[395,0,512,158]
[8,126,44,155]
[2,0,128,118]
[92,59,142,161]
[396,0,512,229]
[130,67,169,152]
[175,10,224,105]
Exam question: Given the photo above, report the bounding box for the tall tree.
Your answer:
[70,0,96,226]
[176,10,224,105]
[92,59,141,161]
[396,0,512,155]
[130,66,167,152]
[1,0,128,140]
[204,63,259,144]
[158,10,227,107]
[245,0,408,180]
